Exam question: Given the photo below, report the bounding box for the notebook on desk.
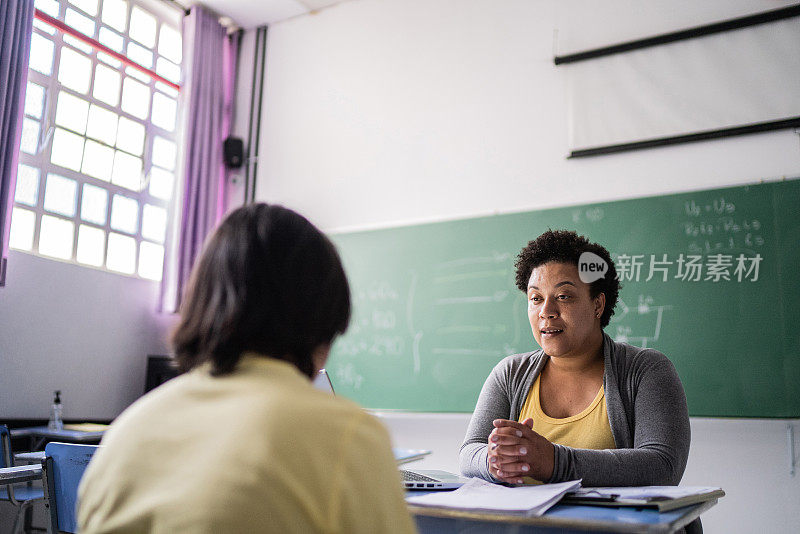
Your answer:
[562,486,725,512]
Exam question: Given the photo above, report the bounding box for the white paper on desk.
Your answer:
[571,486,721,500]
[406,478,581,516]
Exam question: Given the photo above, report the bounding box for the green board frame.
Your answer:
[327,179,800,417]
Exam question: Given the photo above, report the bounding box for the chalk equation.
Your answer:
[683,197,735,217]
[682,216,764,253]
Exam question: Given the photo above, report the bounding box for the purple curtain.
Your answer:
[0,0,35,287]
[160,6,238,312]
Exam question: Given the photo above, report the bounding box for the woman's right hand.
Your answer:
[487,418,554,484]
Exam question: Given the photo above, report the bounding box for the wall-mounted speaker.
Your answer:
[223,137,245,168]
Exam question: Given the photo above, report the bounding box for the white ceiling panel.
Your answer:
[299,0,343,10]
[193,0,345,28]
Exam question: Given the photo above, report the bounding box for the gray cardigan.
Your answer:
[459,333,691,486]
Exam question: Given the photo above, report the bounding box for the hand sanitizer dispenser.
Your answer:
[48,390,63,431]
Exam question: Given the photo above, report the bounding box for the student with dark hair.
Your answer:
[78,204,416,534]
[460,229,691,489]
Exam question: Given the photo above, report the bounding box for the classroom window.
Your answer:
[10,0,183,281]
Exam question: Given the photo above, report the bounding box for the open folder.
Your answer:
[562,486,725,512]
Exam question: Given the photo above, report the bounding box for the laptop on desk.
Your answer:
[401,469,468,490]
[314,369,468,490]
[395,451,467,489]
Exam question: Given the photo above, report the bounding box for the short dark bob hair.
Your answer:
[514,229,620,328]
[171,203,351,378]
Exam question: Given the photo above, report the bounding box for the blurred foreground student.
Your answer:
[78,204,416,534]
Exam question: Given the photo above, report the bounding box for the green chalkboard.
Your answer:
[327,178,800,417]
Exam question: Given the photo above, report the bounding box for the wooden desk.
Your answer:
[409,498,717,533]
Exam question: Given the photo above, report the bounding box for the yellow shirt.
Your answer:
[78,354,416,534]
[520,375,616,449]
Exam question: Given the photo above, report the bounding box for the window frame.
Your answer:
[11,0,184,281]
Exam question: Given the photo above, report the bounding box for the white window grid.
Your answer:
[11,0,184,281]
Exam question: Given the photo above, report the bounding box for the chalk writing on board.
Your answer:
[686,234,765,253]
[335,339,367,356]
[680,192,767,253]
[341,278,406,365]
[431,348,501,356]
[683,218,761,236]
[611,295,671,349]
[412,331,422,374]
[404,252,520,375]
[335,362,364,390]
[407,272,418,335]
[571,207,605,224]
[684,197,735,217]
[436,252,511,268]
[433,269,508,284]
[435,324,510,335]
[434,291,509,305]
[680,193,764,252]
[362,281,399,301]
[371,310,396,329]
[682,215,764,253]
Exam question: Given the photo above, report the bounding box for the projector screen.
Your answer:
[563,16,800,156]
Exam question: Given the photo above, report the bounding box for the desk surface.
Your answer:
[10,426,105,443]
[14,451,46,463]
[0,464,42,484]
[409,498,716,534]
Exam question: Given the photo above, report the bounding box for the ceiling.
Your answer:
[193,0,348,29]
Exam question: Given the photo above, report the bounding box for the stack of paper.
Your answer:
[406,478,581,516]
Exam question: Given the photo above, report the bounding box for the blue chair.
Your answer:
[41,443,98,534]
[1,425,45,534]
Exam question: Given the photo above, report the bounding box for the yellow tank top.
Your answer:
[519,375,616,450]
[517,375,616,483]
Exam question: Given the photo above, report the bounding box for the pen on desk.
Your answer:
[583,496,619,502]
[568,491,620,502]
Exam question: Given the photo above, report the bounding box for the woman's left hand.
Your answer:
[488,418,555,484]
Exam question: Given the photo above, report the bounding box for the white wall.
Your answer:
[0,251,174,420]
[254,0,798,231]
[247,0,800,531]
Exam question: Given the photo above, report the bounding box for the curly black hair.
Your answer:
[514,229,619,328]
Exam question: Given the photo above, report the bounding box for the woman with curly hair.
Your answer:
[460,230,690,490]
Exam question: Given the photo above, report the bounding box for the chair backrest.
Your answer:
[0,425,10,468]
[42,442,99,534]
[144,354,181,393]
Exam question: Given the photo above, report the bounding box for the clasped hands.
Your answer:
[487,418,555,485]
